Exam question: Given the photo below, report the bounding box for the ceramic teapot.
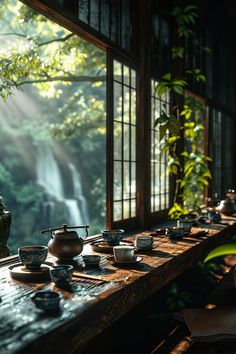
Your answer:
[216,198,236,216]
[41,224,89,260]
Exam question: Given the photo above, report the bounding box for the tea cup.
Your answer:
[82,255,101,267]
[165,227,185,239]
[18,245,48,270]
[31,290,60,311]
[177,220,192,233]
[135,235,153,249]
[101,229,124,246]
[113,245,135,263]
[50,265,73,285]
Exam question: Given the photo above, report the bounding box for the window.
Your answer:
[0,1,106,253]
[112,59,137,223]
[150,79,170,213]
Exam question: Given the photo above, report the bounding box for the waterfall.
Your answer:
[36,145,88,226]
[68,162,89,223]
[36,145,64,201]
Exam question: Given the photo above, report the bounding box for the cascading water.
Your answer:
[36,145,88,226]
[68,162,89,223]
[36,145,64,201]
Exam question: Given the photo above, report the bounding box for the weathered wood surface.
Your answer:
[0,219,236,354]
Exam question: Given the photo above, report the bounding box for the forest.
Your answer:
[0,0,106,253]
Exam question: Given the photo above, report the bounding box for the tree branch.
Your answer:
[37,33,75,47]
[16,75,106,86]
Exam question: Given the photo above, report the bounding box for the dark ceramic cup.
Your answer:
[82,255,101,267]
[49,265,73,285]
[18,245,48,270]
[31,290,60,311]
[101,229,124,246]
[165,227,185,239]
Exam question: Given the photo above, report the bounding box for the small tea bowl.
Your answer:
[135,235,153,249]
[18,245,48,270]
[82,255,101,267]
[165,227,185,239]
[50,265,73,285]
[177,220,192,233]
[207,210,221,223]
[101,229,124,246]
[31,290,60,311]
[113,245,135,263]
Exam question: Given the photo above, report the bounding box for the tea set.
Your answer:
[10,190,236,311]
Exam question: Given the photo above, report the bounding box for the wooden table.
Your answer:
[1,218,236,354]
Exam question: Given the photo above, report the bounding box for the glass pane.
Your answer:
[114,162,122,201]
[130,89,136,125]
[113,201,122,221]
[113,82,122,121]
[114,61,122,82]
[123,162,130,199]
[131,126,136,161]
[100,0,110,37]
[78,0,89,23]
[130,199,136,217]
[131,70,136,89]
[131,162,136,198]
[123,65,130,86]
[114,121,122,160]
[123,86,130,123]
[123,123,130,161]
[90,0,99,30]
[123,200,130,219]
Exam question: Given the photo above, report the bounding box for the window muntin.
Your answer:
[113,60,137,222]
[150,79,170,213]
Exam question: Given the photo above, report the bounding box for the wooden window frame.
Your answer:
[15,0,235,232]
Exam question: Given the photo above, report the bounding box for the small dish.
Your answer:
[82,255,101,267]
[107,255,142,265]
[31,290,60,311]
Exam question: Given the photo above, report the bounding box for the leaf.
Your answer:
[173,85,184,95]
[162,73,171,81]
[204,244,236,262]
[160,123,168,141]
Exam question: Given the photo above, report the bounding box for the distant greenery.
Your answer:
[0,0,106,253]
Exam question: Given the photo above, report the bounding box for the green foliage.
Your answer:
[171,5,199,38]
[204,243,236,263]
[0,0,107,253]
[165,282,192,312]
[155,4,211,219]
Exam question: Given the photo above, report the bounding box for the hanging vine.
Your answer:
[155,4,211,219]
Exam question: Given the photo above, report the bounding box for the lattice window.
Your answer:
[78,0,131,50]
[150,79,170,213]
[113,60,137,221]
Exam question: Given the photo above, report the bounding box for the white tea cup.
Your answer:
[113,246,135,263]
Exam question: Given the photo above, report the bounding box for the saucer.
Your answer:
[90,240,133,253]
[9,263,52,281]
[107,256,142,265]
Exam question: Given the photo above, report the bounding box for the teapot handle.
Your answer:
[41,224,89,238]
